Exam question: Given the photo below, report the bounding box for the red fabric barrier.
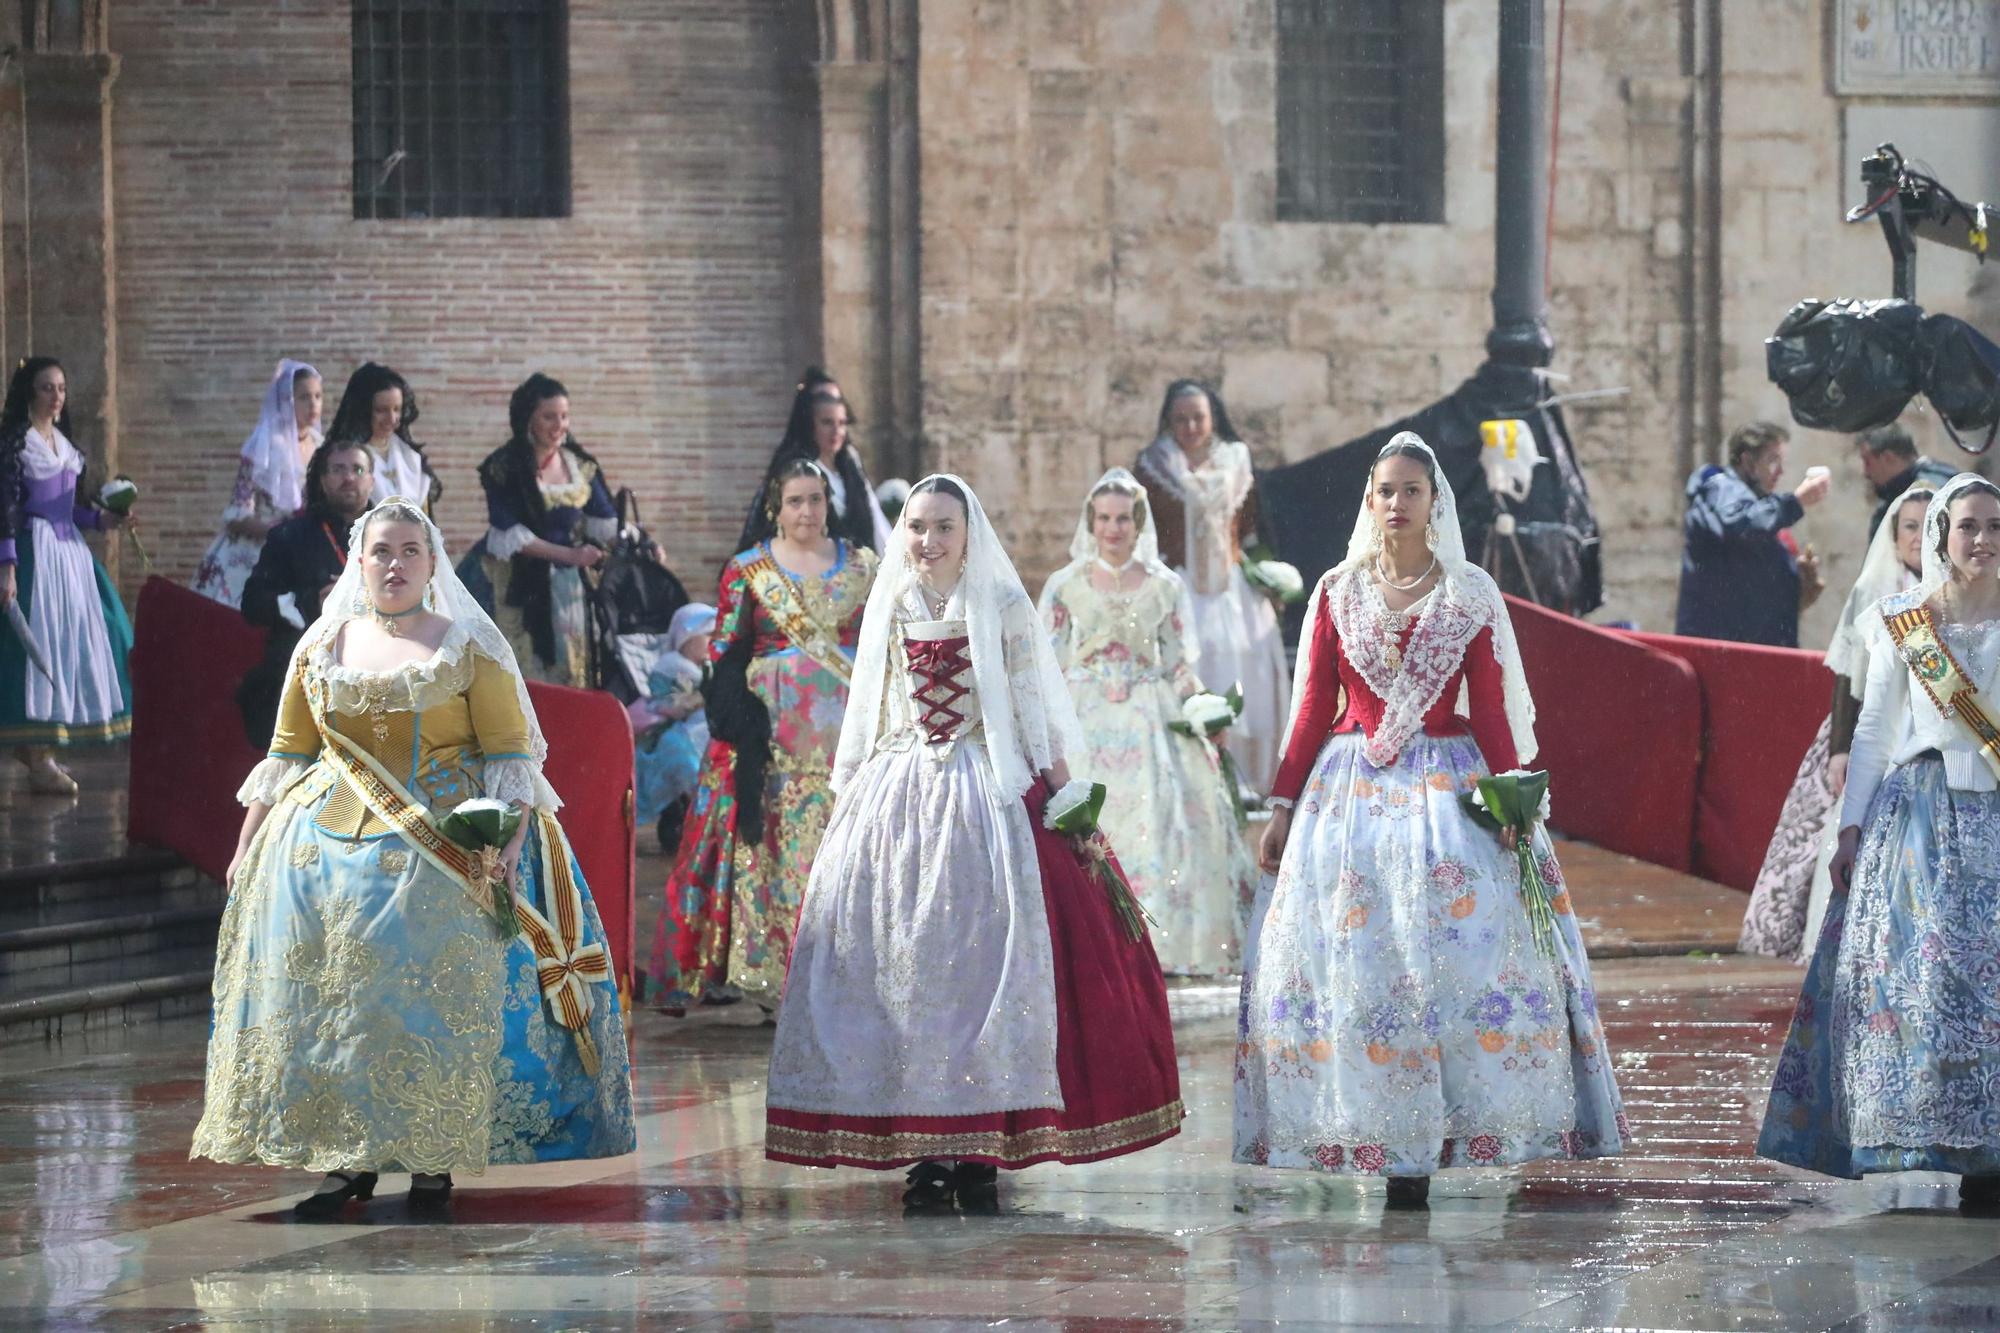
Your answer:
[127,578,267,881]
[126,576,639,993]
[1631,632,1831,894]
[1505,595,1702,871]
[524,682,637,994]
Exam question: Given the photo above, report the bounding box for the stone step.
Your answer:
[0,851,222,934]
[0,850,222,1045]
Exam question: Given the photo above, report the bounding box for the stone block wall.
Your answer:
[910,0,1998,636]
[109,0,818,594]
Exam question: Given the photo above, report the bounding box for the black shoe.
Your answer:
[901,1160,955,1210]
[1385,1175,1431,1209]
[293,1171,377,1221]
[407,1173,454,1218]
[1961,1174,2000,1214]
[952,1161,999,1213]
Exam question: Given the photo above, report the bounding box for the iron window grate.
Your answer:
[352,0,571,220]
[1275,0,1445,225]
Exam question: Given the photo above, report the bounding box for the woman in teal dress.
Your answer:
[191,499,635,1219]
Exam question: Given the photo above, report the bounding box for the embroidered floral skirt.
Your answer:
[650,647,849,1009]
[765,741,1183,1169]
[1759,757,2000,1179]
[1234,732,1627,1176]
[1073,669,1258,977]
[192,783,635,1174]
[1739,717,1838,962]
[0,517,132,747]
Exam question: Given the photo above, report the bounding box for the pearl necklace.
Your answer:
[1375,554,1437,591]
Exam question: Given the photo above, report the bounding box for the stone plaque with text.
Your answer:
[1836,0,2000,95]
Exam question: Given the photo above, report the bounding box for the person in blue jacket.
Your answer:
[1676,420,1830,646]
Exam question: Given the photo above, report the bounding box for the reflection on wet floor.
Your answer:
[1,953,1998,1330]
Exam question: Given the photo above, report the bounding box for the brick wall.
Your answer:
[110,0,817,599]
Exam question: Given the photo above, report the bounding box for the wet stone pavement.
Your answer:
[3,953,1999,1331]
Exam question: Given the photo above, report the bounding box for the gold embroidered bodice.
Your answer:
[266,644,538,838]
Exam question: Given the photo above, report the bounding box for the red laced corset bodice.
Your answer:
[901,621,979,745]
[1269,596,1517,802]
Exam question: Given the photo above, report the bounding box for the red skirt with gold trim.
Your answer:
[765,785,1184,1169]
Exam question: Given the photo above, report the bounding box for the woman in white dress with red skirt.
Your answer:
[766,474,1183,1211]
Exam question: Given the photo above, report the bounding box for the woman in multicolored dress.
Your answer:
[0,357,134,795]
[191,500,634,1219]
[1740,482,1935,961]
[766,475,1182,1210]
[1235,433,1626,1207]
[1135,380,1289,793]
[192,359,323,607]
[1760,474,2000,1212]
[649,460,876,1014]
[1039,467,1258,976]
[477,373,618,685]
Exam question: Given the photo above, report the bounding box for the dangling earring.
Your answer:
[1424,523,1440,552]
[351,586,368,616]
[423,585,435,611]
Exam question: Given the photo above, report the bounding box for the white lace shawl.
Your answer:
[1135,434,1255,596]
[1824,481,1933,693]
[834,473,1083,799]
[1278,432,1538,769]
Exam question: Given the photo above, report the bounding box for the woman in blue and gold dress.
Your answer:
[191,499,635,1218]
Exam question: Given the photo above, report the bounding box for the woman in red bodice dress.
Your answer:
[765,474,1183,1212]
[1233,434,1627,1206]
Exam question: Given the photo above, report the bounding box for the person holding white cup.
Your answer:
[1675,420,1830,648]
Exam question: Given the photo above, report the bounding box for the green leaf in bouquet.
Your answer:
[1224,681,1244,717]
[438,797,524,851]
[1048,781,1107,837]
[1167,720,1198,737]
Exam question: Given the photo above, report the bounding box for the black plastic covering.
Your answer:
[1257,361,1603,631]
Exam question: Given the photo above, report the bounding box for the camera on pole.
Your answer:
[1765,143,2000,453]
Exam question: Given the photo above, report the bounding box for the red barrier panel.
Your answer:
[127,576,639,993]
[1506,596,1702,871]
[1632,631,1830,894]
[127,578,266,881]
[525,682,637,995]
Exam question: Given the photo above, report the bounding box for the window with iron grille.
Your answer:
[1275,0,1445,224]
[352,0,570,220]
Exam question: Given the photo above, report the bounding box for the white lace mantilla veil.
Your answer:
[241,358,321,516]
[1036,466,1203,668]
[1823,480,1936,693]
[834,472,1085,800]
[285,497,562,810]
[1276,432,1539,769]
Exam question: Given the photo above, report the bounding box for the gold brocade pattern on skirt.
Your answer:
[191,798,508,1174]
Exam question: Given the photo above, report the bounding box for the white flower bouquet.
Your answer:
[97,475,149,566]
[1170,683,1249,817]
[1240,545,1304,607]
[876,477,912,525]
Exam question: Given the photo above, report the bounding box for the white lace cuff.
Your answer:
[484,757,563,812]
[485,523,536,560]
[238,755,310,806]
[1266,795,1296,810]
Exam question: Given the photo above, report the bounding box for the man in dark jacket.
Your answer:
[1676,420,1830,647]
[1855,422,1956,540]
[236,440,373,745]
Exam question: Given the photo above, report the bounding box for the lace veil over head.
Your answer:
[241,358,321,516]
[292,497,561,809]
[1280,432,1538,769]
[1037,466,1201,666]
[835,473,1084,799]
[1823,481,1934,691]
